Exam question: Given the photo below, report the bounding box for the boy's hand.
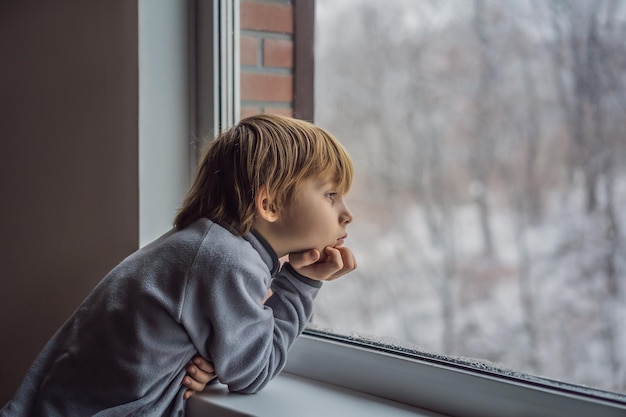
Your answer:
[289,246,356,281]
[182,355,216,400]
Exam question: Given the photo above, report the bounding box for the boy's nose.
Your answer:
[341,205,353,225]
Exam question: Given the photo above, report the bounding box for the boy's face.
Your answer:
[271,173,353,257]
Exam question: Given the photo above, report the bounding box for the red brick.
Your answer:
[241,72,293,102]
[263,38,293,68]
[241,1,293,33]
[240,36,259,66]
[240,107,262,119]
[264,107,293,117]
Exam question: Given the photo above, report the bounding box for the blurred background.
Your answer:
[312,0,626,394]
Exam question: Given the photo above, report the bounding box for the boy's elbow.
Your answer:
[227,374,272,394]
[229,385,261,395]
[220,347,287,394]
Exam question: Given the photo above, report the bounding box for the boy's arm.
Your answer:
[182,251,319,394]
[213,247,356,392]
[181,233,355,395]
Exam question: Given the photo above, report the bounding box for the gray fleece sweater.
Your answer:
[1,218,321,417]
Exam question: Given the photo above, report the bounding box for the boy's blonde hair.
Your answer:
[174,114,353,235]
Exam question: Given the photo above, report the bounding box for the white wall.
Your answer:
[139,0,191,246]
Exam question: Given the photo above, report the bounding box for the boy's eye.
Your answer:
[326,192,337,200]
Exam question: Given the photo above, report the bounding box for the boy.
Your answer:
[1,114,355,416]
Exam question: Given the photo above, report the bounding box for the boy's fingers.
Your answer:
[304,247,343,280]
[183,356,216,399]
[326,247,357,281]
[289,246,356,282]
[192,355,215,375]
[338,246,357,270]
[187,363,214,384]
[182,374,206,394]
[323,247,344,269]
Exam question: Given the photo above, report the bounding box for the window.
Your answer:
[311,0,626,397]
[184,1,626,415]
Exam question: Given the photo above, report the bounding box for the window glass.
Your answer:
[312,0,626,394]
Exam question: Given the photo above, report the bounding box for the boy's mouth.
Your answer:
[336,234,348,246]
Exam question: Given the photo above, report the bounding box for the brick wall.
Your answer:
[240,0,295,118]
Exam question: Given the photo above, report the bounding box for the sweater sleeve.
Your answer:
[179,231,321,394]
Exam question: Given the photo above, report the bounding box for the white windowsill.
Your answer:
[187,372,444,417]
[187,332,626,417]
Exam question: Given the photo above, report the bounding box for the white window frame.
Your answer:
[138,0,192,246]
[192,0,240,152]
[138,0,239,246]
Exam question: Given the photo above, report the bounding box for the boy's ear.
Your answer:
[255,184,279,222]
